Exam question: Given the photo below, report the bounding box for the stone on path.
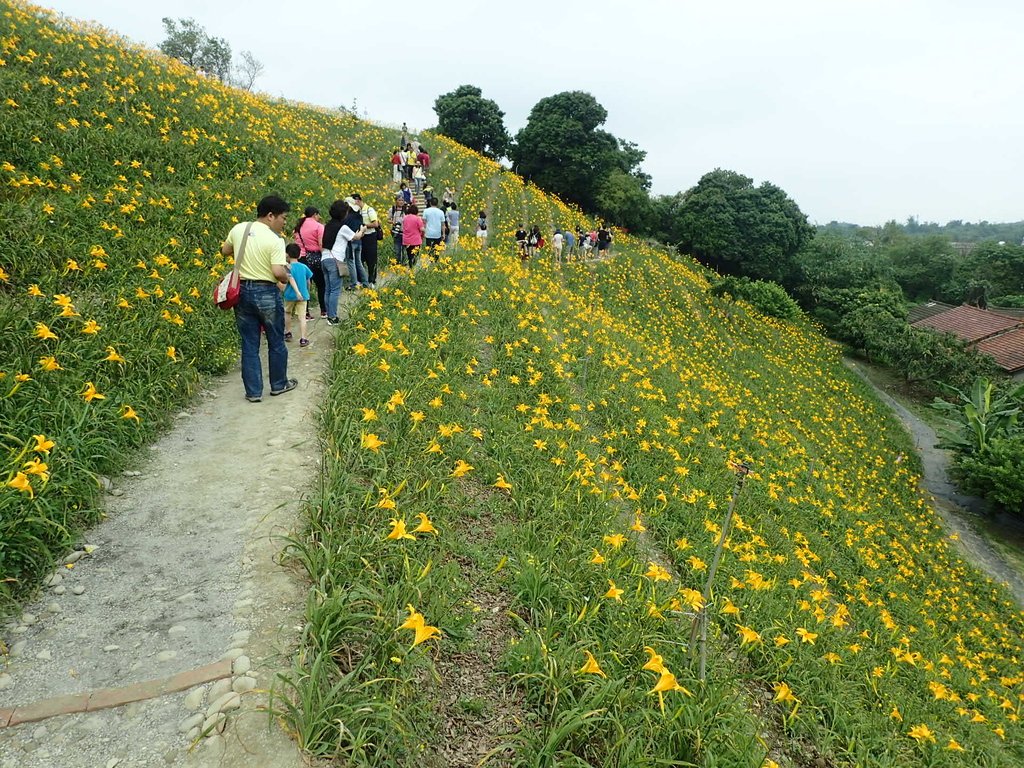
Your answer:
[202,712,227,735]
[183,685,206,711]
[231,655,250,676]
[206,691,240,718]
[179,713,204,734]
[208,678,232,702]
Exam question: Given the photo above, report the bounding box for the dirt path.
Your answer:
[844,359,1024,606]
[0,297,355,767]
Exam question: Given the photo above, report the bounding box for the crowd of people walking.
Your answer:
[221,124,618,402]
[513,223,613,263]
[291,194,381,325]
[387,129,464,268]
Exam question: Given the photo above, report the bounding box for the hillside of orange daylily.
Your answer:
[283,232,1024,764]
[0,0,588,611]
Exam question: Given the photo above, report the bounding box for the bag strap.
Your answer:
[232,222,254,277]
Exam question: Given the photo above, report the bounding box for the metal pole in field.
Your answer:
[691,461,752,681]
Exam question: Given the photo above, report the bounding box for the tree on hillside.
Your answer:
[675,169,813,285]
[433,85,510,159]
[790,232,901,329]
[952,241,1024,303]
[596,170,653,233]
[232,50,265,92]
[510,91,646,213]
[884,233,957,301]
[159,17,232,82]
[647,192,688,246]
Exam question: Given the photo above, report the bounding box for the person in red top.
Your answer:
[390,148,402,184]
[401,203,425,268]
[417,148,430,171]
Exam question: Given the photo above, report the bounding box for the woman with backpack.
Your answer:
[293,206,326,319]
[476,210,488,242]
[526,225,542,259]
[388,196,406,266]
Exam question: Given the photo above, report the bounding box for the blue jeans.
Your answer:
[346,241,368,288]
[393,237,404,266]
[322,257,343,318]
[234,281,288,398]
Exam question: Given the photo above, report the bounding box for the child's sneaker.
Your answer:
[299,338,310,348]
[284,332,293,342]
[305,311,312,320]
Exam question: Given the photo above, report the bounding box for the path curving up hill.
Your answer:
[844,359,1024,606]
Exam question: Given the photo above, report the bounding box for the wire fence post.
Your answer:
[690,460,752,682]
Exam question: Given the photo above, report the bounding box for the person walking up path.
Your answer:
[282,244,312,347]
[401,203,425,267]
[388,195,406,266]
[222,194,298,403]
[321,199,366,324]
[445,203,460,250]
[354,193,382,288]
[422,198,445,257]
[292,206,326,319]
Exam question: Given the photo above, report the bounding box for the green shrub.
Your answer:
[955,435,1024,514]
[992,294,1024,308]
[709,275,802,321]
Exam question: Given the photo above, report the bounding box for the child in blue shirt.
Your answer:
[283,244,313,347]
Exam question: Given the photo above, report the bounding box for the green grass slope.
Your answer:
[0,0,587,611]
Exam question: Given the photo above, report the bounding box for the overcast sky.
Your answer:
[43,0,1024,226]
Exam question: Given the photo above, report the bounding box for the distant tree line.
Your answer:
[822,217,1024,246]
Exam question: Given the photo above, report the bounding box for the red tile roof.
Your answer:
[976,329,1024,373]
[907,301,955,324]
[911,304,1022,343]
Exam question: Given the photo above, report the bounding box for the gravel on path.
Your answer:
[845,359,1024,606]
[0,305,343,768]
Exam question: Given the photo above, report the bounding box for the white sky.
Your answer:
[42,0,1024,226]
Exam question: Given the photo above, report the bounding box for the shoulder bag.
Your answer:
[213,222,253,310]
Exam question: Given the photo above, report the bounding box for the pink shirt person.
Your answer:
[402,212,425,246]
[294,211,324,257]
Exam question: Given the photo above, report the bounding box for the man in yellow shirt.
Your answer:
[221,195,299,402]
[352,193,381,288]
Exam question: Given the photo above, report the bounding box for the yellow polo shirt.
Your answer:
[361,205,379,226]
[223,221,286,282]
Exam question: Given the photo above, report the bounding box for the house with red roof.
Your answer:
[911,304,1024,375]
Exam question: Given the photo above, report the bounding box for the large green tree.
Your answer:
[433,85,510,159]
[884,233,957,301]
[675,169,813,284]
[159,18,232,82]
[510,91,645,213]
